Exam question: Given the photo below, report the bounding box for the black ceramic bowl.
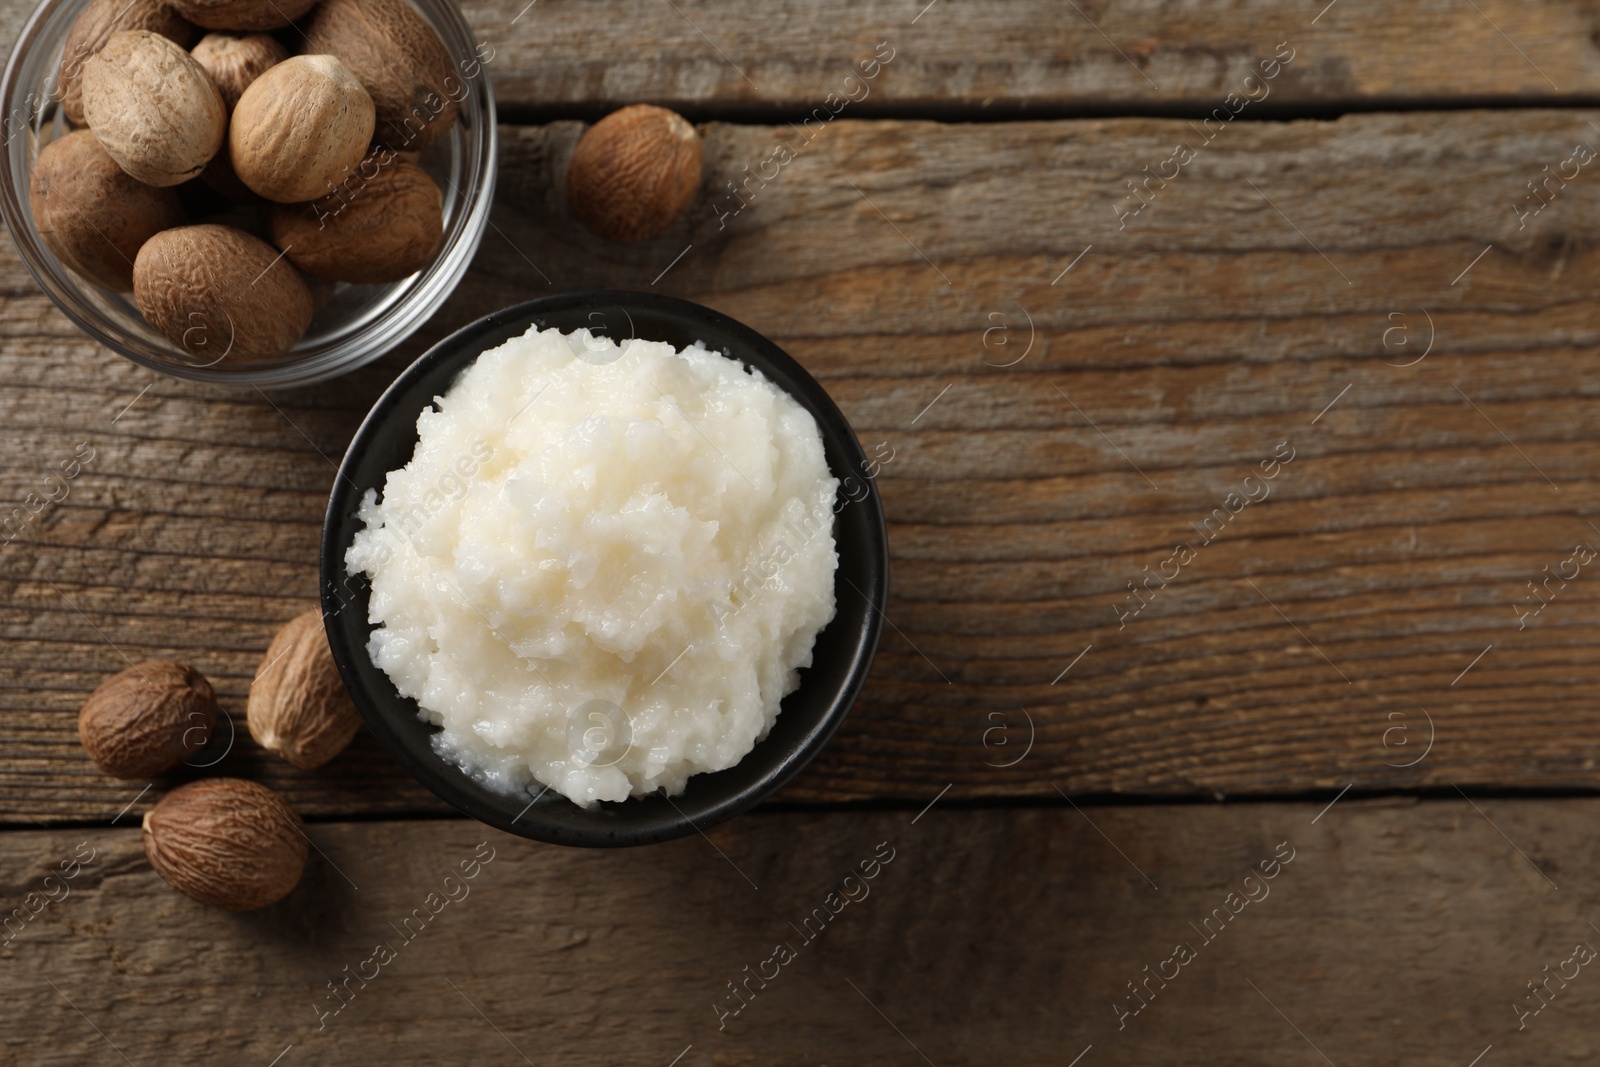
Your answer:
[321,291,888,847]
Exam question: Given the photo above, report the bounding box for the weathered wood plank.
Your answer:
[0,800,1593,1064]
[1,111,1599,821]
[261,0,1600,112]
[7,0,1600,115]
[454,0,1600,112]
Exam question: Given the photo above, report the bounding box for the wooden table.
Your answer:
[4,2,1599,1063]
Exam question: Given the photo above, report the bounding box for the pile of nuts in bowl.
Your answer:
[30,0,465,362]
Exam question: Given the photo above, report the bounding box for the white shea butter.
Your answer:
[346,326,839,805]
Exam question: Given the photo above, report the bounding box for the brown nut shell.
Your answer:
[77,660,217,778]
[270,153,443,284]
[167,0,315,31]
[30,130,185,291]
[567,105,702,242]
[141,778,307,910]
[247,609,362,770]
[80,30,226,187]
[58,0,196,126]
[133,223,313,363]
[190,32,287,110]
[229,54,375,204]
[302,0,460,152]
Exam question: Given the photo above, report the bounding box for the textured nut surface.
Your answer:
[30,130,184,291]
[271,153,443,284]
[77,660,217,778]
[141,778,307,910]
[167,0,315,31]
[247,609,363,769]
[190,32,287,110]
[229,54,375,204]
[81,30,226,187]
[303,0,459,152]
[58,0,195,126]
[567,105,703,242]
[133,224,314,363]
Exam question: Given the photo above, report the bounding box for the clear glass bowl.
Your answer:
[0,0,496,388]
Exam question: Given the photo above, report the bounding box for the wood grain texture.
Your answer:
[8,0,1600,117]
[2,111,1600,821]
[348,0,1600,114]
[0,800,1594,1065]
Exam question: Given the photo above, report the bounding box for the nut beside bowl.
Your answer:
[320,292,890,847]
[0,0,496,388]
